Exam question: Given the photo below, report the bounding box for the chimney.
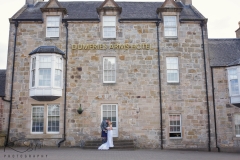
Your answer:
[180,0,192,5]
[26,0,44,6]
[236,21,240,38]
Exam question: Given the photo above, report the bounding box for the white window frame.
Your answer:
[164,16,177,38]
[227,67,240,96]
[235,114,240,137]
[30,54,63,89]
[103,16,116,38]
[166,57,179,83]
[103,57,116,83]
[47,104,60,134]
[46,16,60,38]
[101,104,118,137]
[31,106,44,134]
[169,114,182,139]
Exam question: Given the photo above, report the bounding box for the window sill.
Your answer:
[26,134,62,139]
[45,37,59,41]
[164,37,178,40]
[103,38,116,40]
[167,82,180,85]
[233,137,240,140]
[169,137,182,140]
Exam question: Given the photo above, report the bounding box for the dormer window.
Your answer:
[164,16,177,38]
[103,16,116,38]
[46,16,60,38]
[227,67,240,104]
[29,46,65,101]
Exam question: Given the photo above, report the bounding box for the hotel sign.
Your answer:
[71,43,154,50]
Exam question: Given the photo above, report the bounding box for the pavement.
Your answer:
[0,147,240,160]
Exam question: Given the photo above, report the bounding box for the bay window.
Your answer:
[30,54,63,100]
[103,16,116,38]
[164,16,177,38]
[227,67,240,104]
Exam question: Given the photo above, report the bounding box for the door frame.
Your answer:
[101,104,118,137]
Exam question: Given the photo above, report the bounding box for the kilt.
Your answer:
[101,130,107,137]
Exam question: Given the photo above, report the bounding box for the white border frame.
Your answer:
[169,114,182,139]
[166,57,179,83]
[46,104,60,134]
[46,16,60,38]
[163,16,177,38]
[101,104,118,137]
[102,16,116,38]
[31,105,44,134]
[103,57,116,83]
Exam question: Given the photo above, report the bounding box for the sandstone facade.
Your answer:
[1,0,240,151]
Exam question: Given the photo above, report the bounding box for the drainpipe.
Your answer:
[200,21,211,152]
[5,21,19,147]
[156,21,163,150]
[58,21,68,147]
[210,67,220,152]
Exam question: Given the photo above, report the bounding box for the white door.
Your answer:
[101,104,118,137]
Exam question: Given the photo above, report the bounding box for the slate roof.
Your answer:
[209,39,240,67]
[15,1,205,20]
[29,46,65,55]
[0,70,6,97]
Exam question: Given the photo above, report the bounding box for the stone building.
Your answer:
[0,0,239,151]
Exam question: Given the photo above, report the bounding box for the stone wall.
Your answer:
[4,19,213,149]
[213,67,240,148]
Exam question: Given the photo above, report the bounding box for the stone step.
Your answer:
[83,139,135,150]
[85,142,134,146]
[83,145,135,150]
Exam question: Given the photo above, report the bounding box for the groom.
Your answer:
[100,119,109,144]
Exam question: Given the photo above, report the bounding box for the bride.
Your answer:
[98,121,114,150]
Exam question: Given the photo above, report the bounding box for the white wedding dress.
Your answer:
[98,127,114,150]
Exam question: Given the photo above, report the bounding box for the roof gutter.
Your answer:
[62,19,100,22]
[12,19,43,22]
[119,19,161,22]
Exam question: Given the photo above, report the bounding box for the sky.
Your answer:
[0,0,240,69]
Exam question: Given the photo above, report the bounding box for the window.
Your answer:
[169,114,181,138]
[29,54,63,97]
[227,67,240,104]
[47,105,60,133]
[31,105,60,134]
[46,16,60,38]
[103,16,116,38]
[31,57,36,87]
[164,16,177,37]
[235,114,240,137]
[55,57,62,87]
[166,57,179,83]
[39,56,52,86]
[103,57,116,83]
[228,68,239,95]
[31,106,44,133]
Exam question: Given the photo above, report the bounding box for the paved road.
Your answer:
[1,147,240,160]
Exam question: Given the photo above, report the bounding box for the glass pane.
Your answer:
[103,111,107,117]
[55,70,62,87]
[103,105,107,110]
[32,70,35,87]
[112,122,116,127]
[32,106,44,132]
[230,79,239,95]
[103,16,116,26]
[167,70,179,82]
[164,16,176,27]
[47,28,59,37]
[47,16,60,27]
[39,69,51,86]
[165,28,177,37]
[103,27,116,38]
